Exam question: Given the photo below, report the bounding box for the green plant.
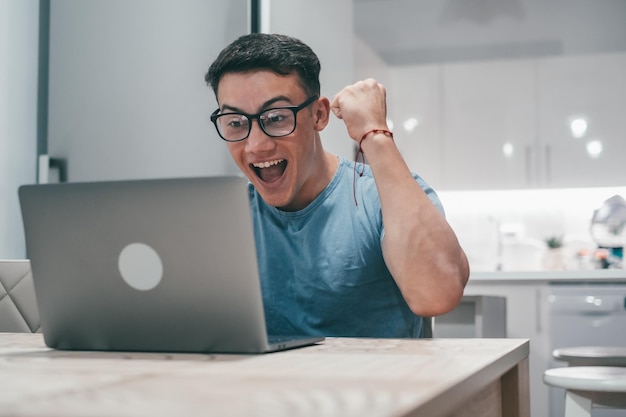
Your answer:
[545,235,563,249]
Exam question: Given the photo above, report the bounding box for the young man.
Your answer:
[205,33,469,338]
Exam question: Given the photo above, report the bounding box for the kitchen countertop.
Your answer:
[469,268,626,283]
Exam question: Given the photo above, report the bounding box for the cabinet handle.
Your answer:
[536,287,543,334]
[525,146,532,186]
[545,145,551,185]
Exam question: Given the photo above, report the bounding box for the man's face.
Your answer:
[216,70,327,211]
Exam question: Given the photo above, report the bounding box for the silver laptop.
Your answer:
[19,176,323,354]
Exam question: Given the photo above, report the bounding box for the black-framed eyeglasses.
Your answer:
[210,95,319,142]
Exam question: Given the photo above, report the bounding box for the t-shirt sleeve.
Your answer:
[412,172,445,217]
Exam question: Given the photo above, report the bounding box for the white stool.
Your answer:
[544,366,626,417]
[553,346,626,367]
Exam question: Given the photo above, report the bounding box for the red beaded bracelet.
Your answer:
[360,129,394,144]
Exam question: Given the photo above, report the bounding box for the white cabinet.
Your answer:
[440,59,536,190]
[462,281,551,417]
[536,53,626,188]
[389,64,443,188]
[390,52,626,190]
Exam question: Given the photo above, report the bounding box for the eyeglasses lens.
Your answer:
[260,109,295,137]
[216,114,249,141]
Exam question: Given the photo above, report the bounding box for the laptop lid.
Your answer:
[19,176,322,354]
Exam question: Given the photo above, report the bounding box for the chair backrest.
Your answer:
[0,260,40,332]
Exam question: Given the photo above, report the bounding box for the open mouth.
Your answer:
[252,159,287,183]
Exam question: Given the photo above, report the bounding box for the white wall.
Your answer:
[353,35,391,86]
[264,0,355,160]
[0,0,39,259]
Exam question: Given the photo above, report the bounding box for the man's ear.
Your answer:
[313,97,331,131]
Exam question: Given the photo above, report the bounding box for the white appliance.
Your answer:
[548,284,626,417]
[45,0,248,183]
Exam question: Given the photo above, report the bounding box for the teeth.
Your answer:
[253,159,284,169]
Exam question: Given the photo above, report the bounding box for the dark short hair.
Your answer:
[205,33,321,98]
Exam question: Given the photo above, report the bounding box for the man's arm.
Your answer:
[330,79,469,317]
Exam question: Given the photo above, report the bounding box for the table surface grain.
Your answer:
[0,333,529,417]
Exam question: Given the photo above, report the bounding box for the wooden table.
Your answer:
[0,333,529,417]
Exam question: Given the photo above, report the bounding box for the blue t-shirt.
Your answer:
[248,157,444,338]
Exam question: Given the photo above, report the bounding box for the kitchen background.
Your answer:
[439,186,626,272]
[2,2,626,416]
[353,0,626,273]
[2,0,626,277]
[3,0,625,267]
[1,0,355,259]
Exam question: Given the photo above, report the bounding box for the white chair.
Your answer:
[0,260,40,332]
[544,366,626,417]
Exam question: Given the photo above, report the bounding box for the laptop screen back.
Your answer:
[19,176,275,353]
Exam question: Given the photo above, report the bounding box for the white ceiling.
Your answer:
[353,0,626,65]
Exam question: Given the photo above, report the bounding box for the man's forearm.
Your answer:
[360,132,469,317]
